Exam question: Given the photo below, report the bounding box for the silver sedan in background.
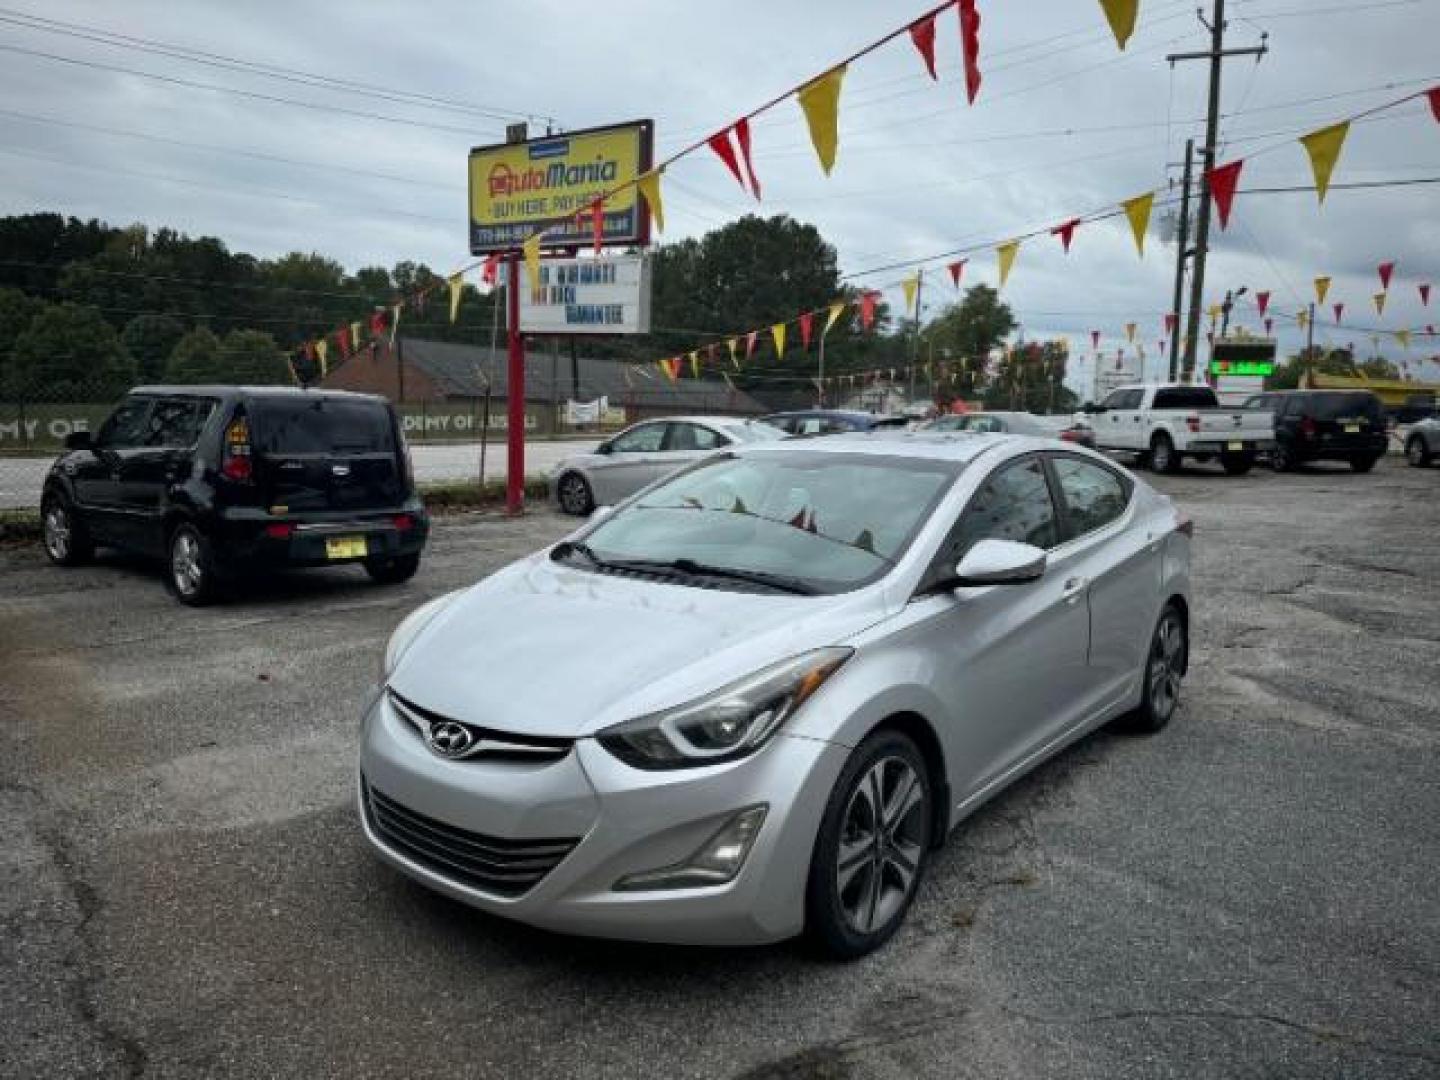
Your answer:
[550,415,784,514]
[361,432,1192,957]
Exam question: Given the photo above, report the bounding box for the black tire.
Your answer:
[1349,455,1379,474]
[1150,433,1181,474]
[1270,441,1297,472]
[805,729,933,961]
[1220,453,1254,476]
[556,471,594,516]
[166,521,223,606]
[1114,604,1188,735]
[1406,437,1432,468]
[364,552,421,584]
[41,492,94,566]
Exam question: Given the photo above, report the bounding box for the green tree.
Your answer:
[0,287,46,398]
[982,341,1077,413]
[120,314,186,382]
[9,302,135,400]
[923,285,1016,402]
[217,329,290,384]
[164,327,223,383]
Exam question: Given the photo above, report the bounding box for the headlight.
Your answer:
[596,647,853,770]
[382,590,461,679]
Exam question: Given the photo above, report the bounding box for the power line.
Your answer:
[0,6,556,125]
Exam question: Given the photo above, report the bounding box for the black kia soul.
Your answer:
[41,386,429,605]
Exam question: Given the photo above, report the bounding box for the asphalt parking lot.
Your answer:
[3,458,1437,1079]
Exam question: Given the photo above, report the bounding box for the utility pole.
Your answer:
[1168,138,1195,381]
[1169,0,1267,383]
[908,267,924,406]
[1304,301,1316,386]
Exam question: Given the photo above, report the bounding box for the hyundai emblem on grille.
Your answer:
[425,719,476,758]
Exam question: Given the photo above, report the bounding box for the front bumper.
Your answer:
[357,690,848,946]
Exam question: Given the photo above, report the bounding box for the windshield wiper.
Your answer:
[550,540,607,567]
[608,557,820,596]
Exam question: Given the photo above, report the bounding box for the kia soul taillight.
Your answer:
[221,415,253,482]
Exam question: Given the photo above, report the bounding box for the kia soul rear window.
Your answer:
[252,398,396,455]
[1307,393,1382,421]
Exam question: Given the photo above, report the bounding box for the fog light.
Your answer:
[613,805,768,892]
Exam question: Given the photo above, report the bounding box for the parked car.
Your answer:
[761,409,910,436]
[41,386,428,605]
[1085,383,1274,474]
[361,431,1191,957]
[1404,414,1440,468]
[922,410,1097,448]
[550,415,783,515]
[1243,390,1388,473]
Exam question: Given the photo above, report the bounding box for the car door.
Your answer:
[589,421,668,503]
[1113,389,1148,449]
[916,454,1092,799]
[1046,453,1159,716]
[73,396,153,545]
[120,396,216,554]
[1095,389,1132,448]
[652,421,728,478]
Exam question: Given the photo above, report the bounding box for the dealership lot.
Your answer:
[2,461,1437,1077]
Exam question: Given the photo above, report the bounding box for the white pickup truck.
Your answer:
[1083,383,1275,475]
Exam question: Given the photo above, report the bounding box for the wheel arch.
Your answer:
[1163,593,1190,676]
[862,711,951,849]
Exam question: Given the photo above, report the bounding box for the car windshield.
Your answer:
[575,449,961,594]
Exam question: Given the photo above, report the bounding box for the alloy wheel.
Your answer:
[1148,611,1185,722]
[1408,440,1428,467]
[43,504,70,561]
[171,530,203,598]
[835,756,926,935]
[558,474,591,515]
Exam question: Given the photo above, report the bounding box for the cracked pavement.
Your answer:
[2,459,1437,1078]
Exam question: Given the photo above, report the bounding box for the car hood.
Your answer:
[387,554,896,738]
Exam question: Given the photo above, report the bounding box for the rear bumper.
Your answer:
[215,506,429,567]
[1185,438,1274,455]
[1285,435,1389,461]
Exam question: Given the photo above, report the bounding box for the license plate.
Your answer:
[1227,441,1244,451]
[325,536,367,559]
[1343,423,1360,433]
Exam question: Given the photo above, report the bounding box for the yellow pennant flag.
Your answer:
[1125,322,1137,343]
[637,168,665,234]
[824,301,845,336]
[797,65,847,176]
[447,272,464,324]
[314,338,328,377]
[689,351,700,379]
[1374,292,1387,316]
[997,240,1020,288]
[771,322,787,359]
[901,274,920,314]
[1396,329,1411,349]
[1121,192,1154,257]
[522,233,543,295]
[727,337,739,369]
[350,321,363,350]
[1097,0,1139,49]
[1208,304,1222,326]
[1314,276,1331,305]
[1300,121,1349,204]
[1297,309,1309,329]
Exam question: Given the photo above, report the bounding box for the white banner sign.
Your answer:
[519,254,651,335]
[564,396,609,424]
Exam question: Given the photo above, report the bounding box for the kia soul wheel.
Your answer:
[807,730,932,959]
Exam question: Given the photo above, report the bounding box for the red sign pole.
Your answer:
[505,253,525,515]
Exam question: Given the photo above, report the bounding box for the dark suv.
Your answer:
[1244,390,1388,473]
[41,386,429,604]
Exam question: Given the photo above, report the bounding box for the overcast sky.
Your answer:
[2,0,1437,390]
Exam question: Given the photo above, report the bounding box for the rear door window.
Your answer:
[663,423,725,452]
[252,397,395,455]
[142,397,216,448]
[1051,456,1131,538]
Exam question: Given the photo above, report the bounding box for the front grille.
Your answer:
[388,691,574,763]
[363,779,579,897]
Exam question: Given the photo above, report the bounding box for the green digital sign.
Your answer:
[1209,359,1275,376]
[1210,340,1276,377]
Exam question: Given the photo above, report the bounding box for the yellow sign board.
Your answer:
[468,120,653,253]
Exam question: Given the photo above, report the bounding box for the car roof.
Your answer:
[763,409,875,420]
[128,385,387,403]
[630,415,761,427]
[743,430,1036,464]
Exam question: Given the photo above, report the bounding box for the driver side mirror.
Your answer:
[64,431,93,451]
[951,539,1047,587]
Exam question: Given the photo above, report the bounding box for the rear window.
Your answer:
[251,397,396,455]
[1304,392,1383,421]
[1153,387,1219,409]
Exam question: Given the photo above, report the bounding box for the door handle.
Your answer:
[1062,576,1088,604]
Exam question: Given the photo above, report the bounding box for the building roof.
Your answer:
[381,337,767,414]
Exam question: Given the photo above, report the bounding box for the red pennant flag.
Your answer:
[1164,312,1177,336]
[589,197,604,256]
[799,311,814,349]
[860,291,877,330]
[734,117,761,200]
[1264,318,1274,335]
[707,128,748,194]
[369,309,388,337]
[947,259,967,288]
[1091,330,1101,350]
[908,14,938,80]
[1206,159,1244,229]
[1333,302,1345,324]
[481,254,500,286]
[744,330,758,360]
[1051,218,1080,253]
[958,0,982,105]
[303,341,316,362]
[1256,290,1271,318]
[1421,283,1432,306]
[336,325,351,358]
[1429,87,1440,123]
[1378,261,1396,291]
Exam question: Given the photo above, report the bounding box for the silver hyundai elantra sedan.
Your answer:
[359,432,1191,958]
